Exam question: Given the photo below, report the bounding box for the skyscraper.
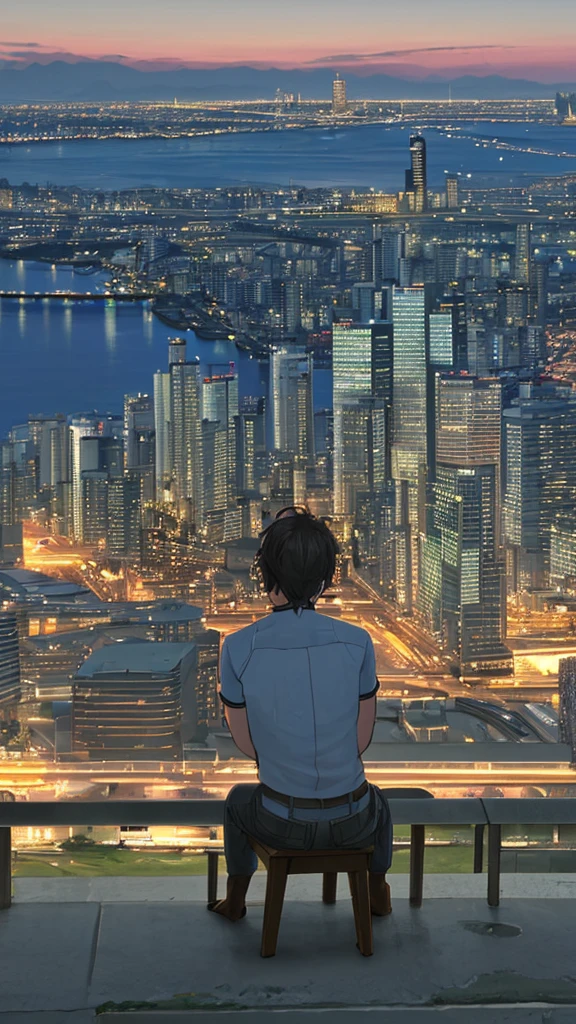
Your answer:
[407,136,427,213]
[391,287,428,608]
[420,374,510,677]
[154,337,204,528]
[445,174,459,210]
[332,73,347,115]
[0,606,20,714]
[270,347,314,461]
[515,223,531,284]
[202,365,239,508]
[503,381,576,590]
[332,324,373,515]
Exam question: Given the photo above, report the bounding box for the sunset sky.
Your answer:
[2,0,576,81]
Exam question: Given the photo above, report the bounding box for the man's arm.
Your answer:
[358,695,377,754]
[224,706,258,761]
[219,639,258,761]
[358,635,379,756]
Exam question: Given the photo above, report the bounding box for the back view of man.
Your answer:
[208,507,392,922]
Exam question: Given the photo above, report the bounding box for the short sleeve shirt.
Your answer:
[219,609,378,799]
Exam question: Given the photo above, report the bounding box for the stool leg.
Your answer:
[207,851,218,904]
[261,859,288,958]
[348,871,373,957]
[410,824,425,908]
[322,872,337,904]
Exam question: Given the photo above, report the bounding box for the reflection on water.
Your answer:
[0,261,332,435]
[104,303,117,354]
[63,304,73,345]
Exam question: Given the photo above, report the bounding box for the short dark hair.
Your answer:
[256,511,339,609]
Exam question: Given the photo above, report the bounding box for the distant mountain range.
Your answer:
[0,60,574,103]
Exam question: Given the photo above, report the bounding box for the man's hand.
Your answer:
[225,706,258,761]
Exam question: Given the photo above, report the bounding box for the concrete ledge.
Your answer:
[12,872,576,904]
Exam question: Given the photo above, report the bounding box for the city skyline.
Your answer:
[2,0,576,82]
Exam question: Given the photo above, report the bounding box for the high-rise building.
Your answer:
[336,396,386,519]
[153,338,204,527]
[515,223,531,284]
[559,658,576,763]
[420,373,509,677]
[445,174,459,210]
[550,520,576,590]
[407,136,427,213]
[391,288,427,489]
[390,287,428,608]
[503,381,576,590]
[0,606,20,714]
[270,347,314,461]
[202,366,239,508]
[332,73,347,115]
[235,397,266,496]
[332,324,373,515]
[69,417,123,542]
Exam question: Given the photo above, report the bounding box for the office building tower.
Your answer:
[425,461,510,677]
[435,375,501,471]
[338,397,386,519]
[445,174,459,209]
[550,520,576,590]
[515,223,531,284]
[107,474,141,556]
[390,287,428,607]
[438,293,468,371]
[420,373,509,677]
[535,257,550,329]
[332,324,373,515]
[381,232,400,283]
[235,397,266,496]
[202,420,228,539]
[124,393,155,466]
[503,381,576,590]
[270,347,314,461]
[0,525,23,567]
[391,288,427,489]
[202,366,239,508]
[519,325,545,369]
[332,73,347,114]
[352,282,376,323]
[153,369,171,501]
[559,658,576,763]
[407,135,427,213]
[429,312,454,368]
[72,641,198,760]
[0,606,21,712]
[69,417,122,542]
[154,336,205,528]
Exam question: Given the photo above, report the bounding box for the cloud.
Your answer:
[0,41,40,48]
[308,45,515,64]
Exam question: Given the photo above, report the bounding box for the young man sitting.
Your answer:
[208,506,392,922]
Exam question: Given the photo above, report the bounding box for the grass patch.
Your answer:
[13,849,214,877]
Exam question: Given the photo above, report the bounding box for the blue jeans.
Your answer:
[223,783,393,876]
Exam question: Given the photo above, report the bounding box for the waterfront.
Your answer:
[2,121,576,191]
[0,261,330,434]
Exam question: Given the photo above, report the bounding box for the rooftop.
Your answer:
[76,640,197,677]
[4,874,576,1021]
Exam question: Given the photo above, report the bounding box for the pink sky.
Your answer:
[2,0,576,82]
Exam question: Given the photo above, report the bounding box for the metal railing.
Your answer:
[3,797,576,911]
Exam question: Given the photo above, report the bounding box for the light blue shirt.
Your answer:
[219,609,379,811]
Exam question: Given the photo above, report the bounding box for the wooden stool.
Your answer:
[249,838,375,958]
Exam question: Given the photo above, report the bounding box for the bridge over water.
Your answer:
[0,291,153,301]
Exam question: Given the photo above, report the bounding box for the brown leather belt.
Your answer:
[261,780,369,809]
